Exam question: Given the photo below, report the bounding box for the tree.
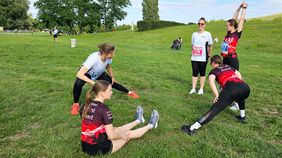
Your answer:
[98,0,131,31]
[142,0,159,21]
[0,0,30,30]
[35,0,77,34]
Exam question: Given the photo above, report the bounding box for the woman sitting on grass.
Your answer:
[181,55,250,135]
[71,43,139,115]
[81,80,159,156]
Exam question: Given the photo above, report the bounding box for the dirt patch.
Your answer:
[8,131,30,141]
[28,122,41,129]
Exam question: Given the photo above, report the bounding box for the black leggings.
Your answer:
[198,81,250,126]
[223,56,239,71]
[191,61,208,77]
[73,72,129,103]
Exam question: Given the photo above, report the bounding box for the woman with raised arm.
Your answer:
[221,2,248,71]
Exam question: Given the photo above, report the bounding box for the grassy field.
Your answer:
[0,20,281,158]
[250,12,282,21]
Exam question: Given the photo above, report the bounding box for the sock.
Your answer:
[190,122,201,130]
[136,119,140,124]
[148,124,153,129]
[240,110,245,118]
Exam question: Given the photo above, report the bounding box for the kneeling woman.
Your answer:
[71,43,139,115]
[81,80,159,156]
[182,55,250,135]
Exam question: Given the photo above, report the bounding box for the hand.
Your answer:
[242,2,248,8]
[213,96,219,103]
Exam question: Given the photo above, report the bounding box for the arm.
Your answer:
[237,2,248,32]
[209,75,219,103]
[104,124,128,141]
[207,45,213,58]
[235,70,242,80]
[106,64,115,84]
[232,3,242,20]
[76,66,95,85]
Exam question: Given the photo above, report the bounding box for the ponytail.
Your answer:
[81,80,111,119]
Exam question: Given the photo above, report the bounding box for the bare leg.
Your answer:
[111,125,151,153]
[115,120,139,133]
[192,77,198,90]
[199,76,206,90]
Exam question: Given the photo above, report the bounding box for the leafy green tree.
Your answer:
[142,0,159,21]
[0,0,30,29]
[98,0,131,31]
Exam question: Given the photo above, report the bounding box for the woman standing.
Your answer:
[71,43,139,115]
[189,17,213,95]
[182,55,250,135]
[221,2,248,71]
[221,2,248,110]
[81,80,159,156]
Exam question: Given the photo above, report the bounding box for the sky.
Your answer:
[28,0,282,25]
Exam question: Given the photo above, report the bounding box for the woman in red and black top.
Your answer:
[181,55,250,135]
[221,2,248,71]
[81,80,159,156]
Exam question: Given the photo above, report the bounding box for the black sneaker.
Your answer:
[235,115,246,123]
[181,125,197,135]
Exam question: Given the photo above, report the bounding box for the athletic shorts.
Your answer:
[191,61,208,77]
[82,140,112,156]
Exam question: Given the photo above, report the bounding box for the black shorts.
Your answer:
[53,34,58,38]
[191,61,208,77]
[223,56,239,71]
[82,140,112,156]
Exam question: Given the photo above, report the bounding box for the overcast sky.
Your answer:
[28,0,282,25]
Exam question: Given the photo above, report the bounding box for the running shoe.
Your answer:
[127,91,139,99]
[181,125,197,135]
[148,110,159,128]
[189,89,196,94]
[135,106,145,123]
[235,115,246,123]
[230,102,239,111]
[197,89,204,95]
[71,103,80,115]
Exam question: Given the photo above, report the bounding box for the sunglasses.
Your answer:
[198,23,205,26]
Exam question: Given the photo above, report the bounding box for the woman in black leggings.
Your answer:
[71,43,139,115]
[181,55,250,135]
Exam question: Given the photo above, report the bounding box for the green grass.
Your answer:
[0,20,281,158]
[250,12,282,21]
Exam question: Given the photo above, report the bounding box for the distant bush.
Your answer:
[115,24,132,31]
[137,20,186,31]
[273,17,282,22]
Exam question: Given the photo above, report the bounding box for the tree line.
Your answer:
[0,0,161,33]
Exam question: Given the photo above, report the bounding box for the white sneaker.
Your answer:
[197,89,204,95]
[230,102,239,111]
[189,89,196,94]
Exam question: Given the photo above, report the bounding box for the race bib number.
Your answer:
[221,41,229,54]
[192,46,203,56]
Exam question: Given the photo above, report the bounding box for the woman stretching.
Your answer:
[182,55,250,135]
[81,80,159,156]
[71,43,139,115]
[221,2,248,110]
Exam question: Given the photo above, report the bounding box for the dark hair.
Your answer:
[199,17,206,24]
[227,19,238,29]
[82,80,111,119]
[210,55,223,66]
[98,43,115,54]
